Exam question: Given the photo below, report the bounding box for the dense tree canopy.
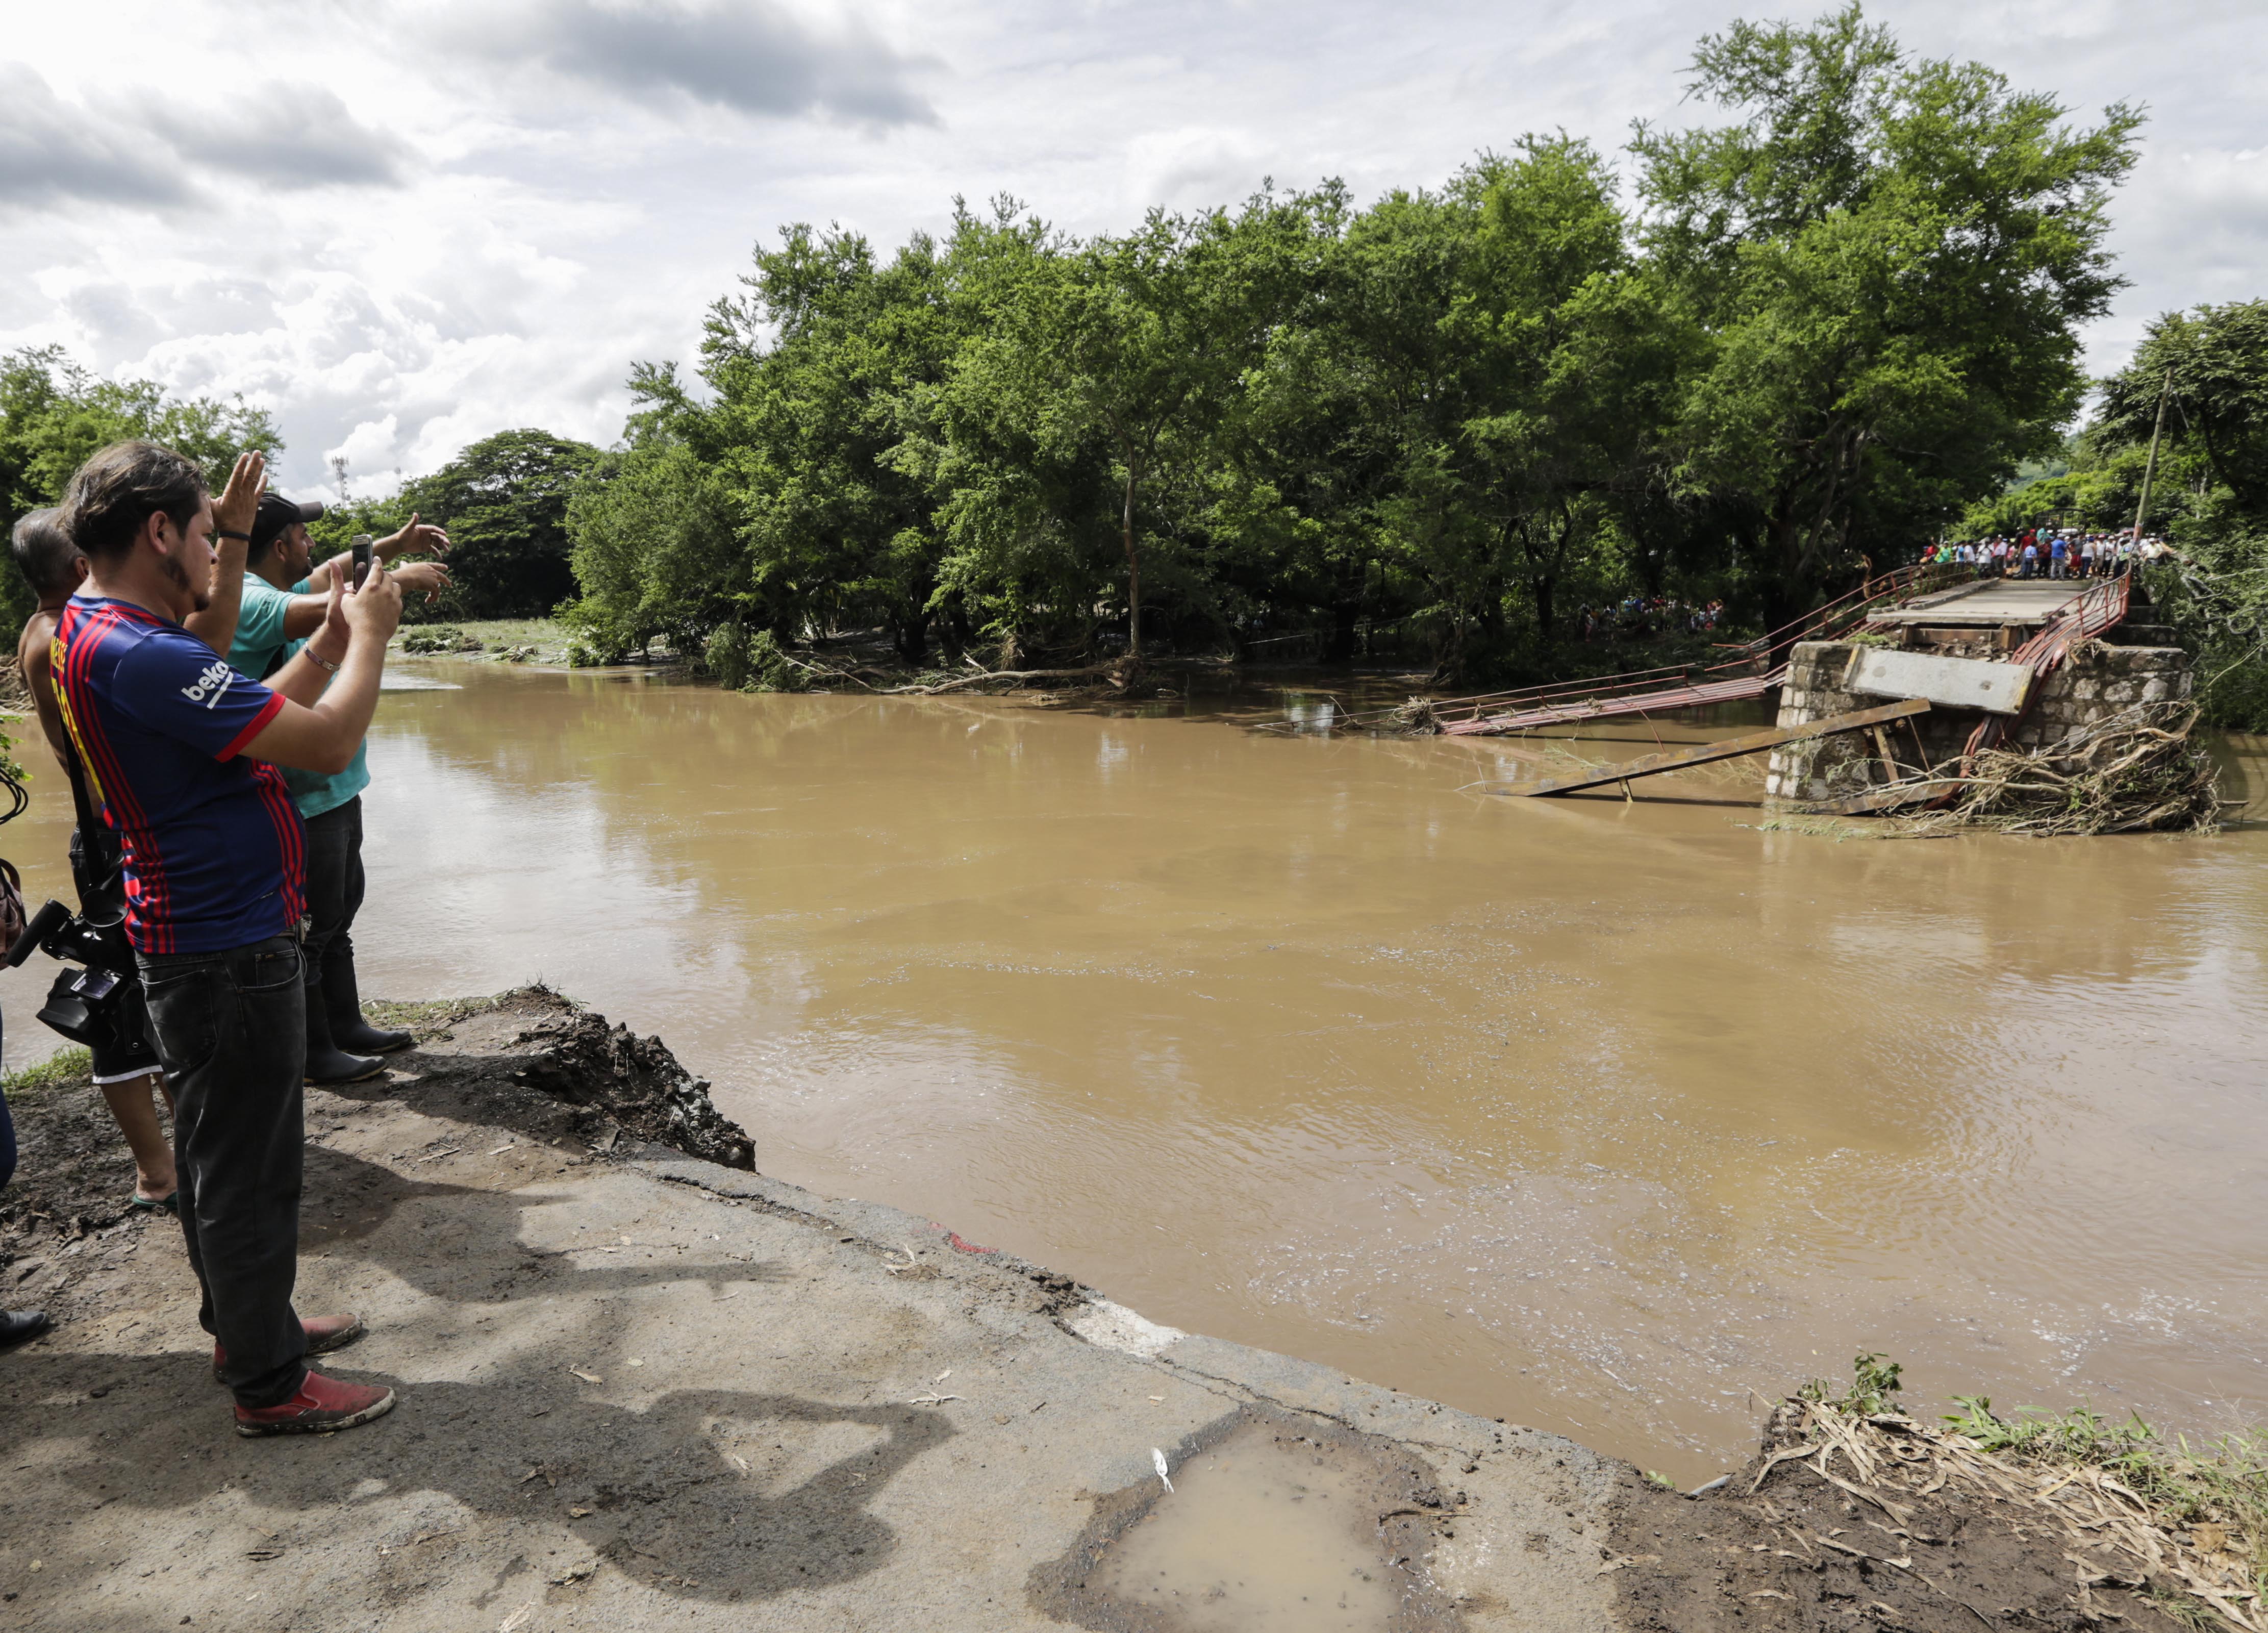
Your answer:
[1633,6,2138,623]
[392,429,601,619]
[8,7,2196,705]
[1954,298,2268,727]
[560,6,2142,684]
[0,346,280,631]
[2096,301,2268,726]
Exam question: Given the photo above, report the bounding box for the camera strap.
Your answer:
[59,740,129,936]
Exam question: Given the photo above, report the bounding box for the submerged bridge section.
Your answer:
[1439,570,2129,742]
[1435,564,1965,739]
[1474,574,2137,801]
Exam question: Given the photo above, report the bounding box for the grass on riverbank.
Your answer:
[391,617,574,665]
[1791,1356,2267,1629]
[0,1046,93,1103]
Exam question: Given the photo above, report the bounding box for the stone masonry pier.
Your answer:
[1764,638,2193,807]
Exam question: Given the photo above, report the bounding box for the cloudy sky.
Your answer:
[3,0,2261,497]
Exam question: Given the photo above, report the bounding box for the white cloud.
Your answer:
[0,0,2258,497]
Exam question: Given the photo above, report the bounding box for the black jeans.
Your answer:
[302,797,365,999]
[137,935,310,1408]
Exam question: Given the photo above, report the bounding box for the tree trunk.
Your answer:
[1121,466,1142,659]
[1533,574,1556,649]
[1761,497,1810,654]
[936,598,969,664]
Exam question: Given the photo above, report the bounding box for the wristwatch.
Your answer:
[308,650,343,673]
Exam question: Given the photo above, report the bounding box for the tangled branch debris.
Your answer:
[1907,701,2225,837]
[1759,1360,2268,1630]
[1389,695,1444,734]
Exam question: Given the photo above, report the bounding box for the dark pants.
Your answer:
[137,935,310,1408]
[1,999,12,1191]
[303,797,365,1001]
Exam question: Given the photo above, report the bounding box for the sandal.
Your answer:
[128,1191,178,1215]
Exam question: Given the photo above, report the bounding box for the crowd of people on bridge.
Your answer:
[1925,527,2168,581]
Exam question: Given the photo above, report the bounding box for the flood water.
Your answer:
[6,661,2264,1480]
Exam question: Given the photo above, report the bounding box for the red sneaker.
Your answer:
[213,1312,366,1385]
[234,1371,397,1438]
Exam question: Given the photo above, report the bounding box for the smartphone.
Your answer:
[350,534,374,590]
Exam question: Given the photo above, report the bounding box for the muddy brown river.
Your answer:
[6,662,2264,1480]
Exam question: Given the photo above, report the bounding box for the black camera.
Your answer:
[6,897,137,1047]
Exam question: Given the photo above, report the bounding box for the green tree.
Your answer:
[400,429,601,619]
[553,6,2158,693]
[2099,301,2268,518]
[564,366,743,662]
[0,346,281,631]
[949,194,1315,660]
[1635,3,2140,626]
[2096,302,2268,727]
[701,224,958,660]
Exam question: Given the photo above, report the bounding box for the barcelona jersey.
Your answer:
[51,596,306,954]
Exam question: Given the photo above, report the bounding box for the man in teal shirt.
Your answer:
[233,494,450,1083]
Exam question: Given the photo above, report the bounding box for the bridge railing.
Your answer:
[1414,560,1975,732]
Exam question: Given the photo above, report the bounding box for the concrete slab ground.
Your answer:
[0,995,1623,1633]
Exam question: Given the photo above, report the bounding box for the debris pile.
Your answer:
[1912,701,2224,836]
[1389,695,1444,734]
[1752,1369,2266,1630]
[501,997,757,1170]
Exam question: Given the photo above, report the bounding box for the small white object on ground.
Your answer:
[1152,1447,1173,1493]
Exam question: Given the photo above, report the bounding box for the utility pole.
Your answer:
[2130,368,2173,544]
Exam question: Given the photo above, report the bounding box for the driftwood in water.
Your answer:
[888,660,1142,696]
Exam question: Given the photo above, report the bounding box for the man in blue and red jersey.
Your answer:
[54,439,405,1437]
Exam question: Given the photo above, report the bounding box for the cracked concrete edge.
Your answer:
[632,1154,1621,1487]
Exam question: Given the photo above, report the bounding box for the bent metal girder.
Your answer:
[1476,699,1934,799]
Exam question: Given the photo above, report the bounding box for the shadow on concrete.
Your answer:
[298,1144,793,1302]
[0,1349,954,1609]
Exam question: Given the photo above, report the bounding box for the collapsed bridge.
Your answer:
[1410,571,2192,814]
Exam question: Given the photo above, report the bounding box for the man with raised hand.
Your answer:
[54,440,405,1437]
[12,507,178,1212]
[229,493,451,1086]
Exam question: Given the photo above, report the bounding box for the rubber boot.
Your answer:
[324,945,412,1056]
[305,989,386,1086]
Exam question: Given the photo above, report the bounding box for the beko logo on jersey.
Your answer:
[181,660,235,710]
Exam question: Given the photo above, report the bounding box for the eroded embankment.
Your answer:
[0,990,2207,1631]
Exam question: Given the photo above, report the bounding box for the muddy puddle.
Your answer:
[5,663,2264,1478]
[1092,1440,1399,1630]
[1035,1415,1455,1632]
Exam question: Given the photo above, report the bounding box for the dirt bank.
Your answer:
[0,991,2190,1630]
